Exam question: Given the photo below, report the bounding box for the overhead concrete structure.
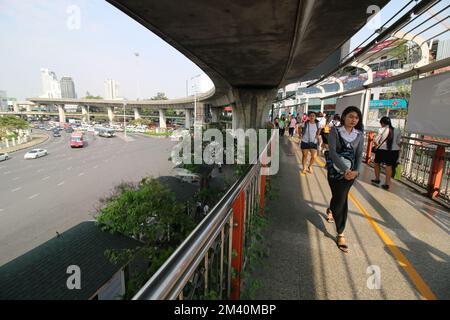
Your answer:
[28,91,214,110]
[106,0,389,129]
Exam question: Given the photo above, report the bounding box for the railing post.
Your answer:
[230,191,245,300]
[259,172,266,216]
[365,131,375,164]
[428,145,445,199]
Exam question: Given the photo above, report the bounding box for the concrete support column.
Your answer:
[194,102,205,127]
[107,107,114,124]
[13,102,19,113]
[159,109,167,129]
[26,105,32,112]
[231,88,278,130]
[211,107,221,123]
[58,105,66,124]
[134,107,141,120]
[317,85,325,114]
[185,109,192,128]
[81,106,88,123]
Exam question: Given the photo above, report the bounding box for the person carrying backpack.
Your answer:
[325,106,364,254]
[299,111,321,174]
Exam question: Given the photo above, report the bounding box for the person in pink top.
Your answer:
[288,115,297,137]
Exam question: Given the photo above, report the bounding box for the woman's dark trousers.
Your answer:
[328,178,355,234]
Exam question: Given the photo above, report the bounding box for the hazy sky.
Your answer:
[0,0,447,100]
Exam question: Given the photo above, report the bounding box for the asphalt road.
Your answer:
[0,130,177,266]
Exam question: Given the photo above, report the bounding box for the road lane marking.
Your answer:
[12,177,20,181]
[0,208,4,212]
[42,176,50,181]
[78,172,85,176]
[4,171,11,175]
[347,192,437,300]
[93,165,99,169]
[312,156,437,300]
[11,187,22,192]
[67,166,73,170]
[0,166,4,169]
[57,181,65,186]
[37,169,44,173]
[28,193,39,200]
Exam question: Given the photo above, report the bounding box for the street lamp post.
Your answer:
[123,102,127,137]
[190,74,202,126]
[135,52,140,101]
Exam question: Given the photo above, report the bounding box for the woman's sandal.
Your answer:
[326,209,334,223]
[336,235,349,254]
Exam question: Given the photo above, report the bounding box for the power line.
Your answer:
[356,4,448,66]
[308,0,440,88]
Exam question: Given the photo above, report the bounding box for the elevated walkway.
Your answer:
[252,136,449,300]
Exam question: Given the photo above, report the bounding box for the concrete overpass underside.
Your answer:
[106,0,389,128]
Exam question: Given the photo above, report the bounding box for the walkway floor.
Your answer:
[251,135,449,300]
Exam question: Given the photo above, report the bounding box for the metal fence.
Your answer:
[133,132,273,300]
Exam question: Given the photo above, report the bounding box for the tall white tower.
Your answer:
[104,79,120,100]
[40,68,61,98]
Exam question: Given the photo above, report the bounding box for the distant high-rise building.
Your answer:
[0,90,8,112]
[60,77,77,99]
[104,79,120,100]
[40,68,61,98]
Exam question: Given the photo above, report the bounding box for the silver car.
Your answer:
[24,149,48,159]
[0,152,10,161]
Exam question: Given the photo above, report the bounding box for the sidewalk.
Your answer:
[0,133,49,153]
[250,135,449,300]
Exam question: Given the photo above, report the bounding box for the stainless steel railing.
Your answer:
[133,131,274,300]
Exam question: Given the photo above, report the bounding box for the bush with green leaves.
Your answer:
[95,178,196,298]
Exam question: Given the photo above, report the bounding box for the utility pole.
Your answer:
[123,101,127,137]
[190,74,202,126]
[135,52,140,101]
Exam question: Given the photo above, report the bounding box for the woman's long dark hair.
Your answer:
[380,116,394,150]
[341,106,364,132]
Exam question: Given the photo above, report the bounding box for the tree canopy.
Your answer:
[149,92,168,100]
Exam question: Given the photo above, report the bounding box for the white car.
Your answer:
[0,152,10,161]
[24,149,48,159]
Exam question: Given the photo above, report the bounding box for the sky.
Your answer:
[0,0,448,101]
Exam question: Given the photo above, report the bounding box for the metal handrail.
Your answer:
[133,130,275,300]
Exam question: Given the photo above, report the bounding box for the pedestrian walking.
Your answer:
[371,116,402,190]
[325,106,364,254]
[299,111,321,174]
[288,115,297,137]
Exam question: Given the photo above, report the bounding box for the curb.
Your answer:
[2,133,50,154]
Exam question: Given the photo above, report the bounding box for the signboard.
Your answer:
[335,93,365,115]
[407,71,450,138]
[369,99,407,109]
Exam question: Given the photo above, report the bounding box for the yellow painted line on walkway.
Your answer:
[313,157,437,300]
